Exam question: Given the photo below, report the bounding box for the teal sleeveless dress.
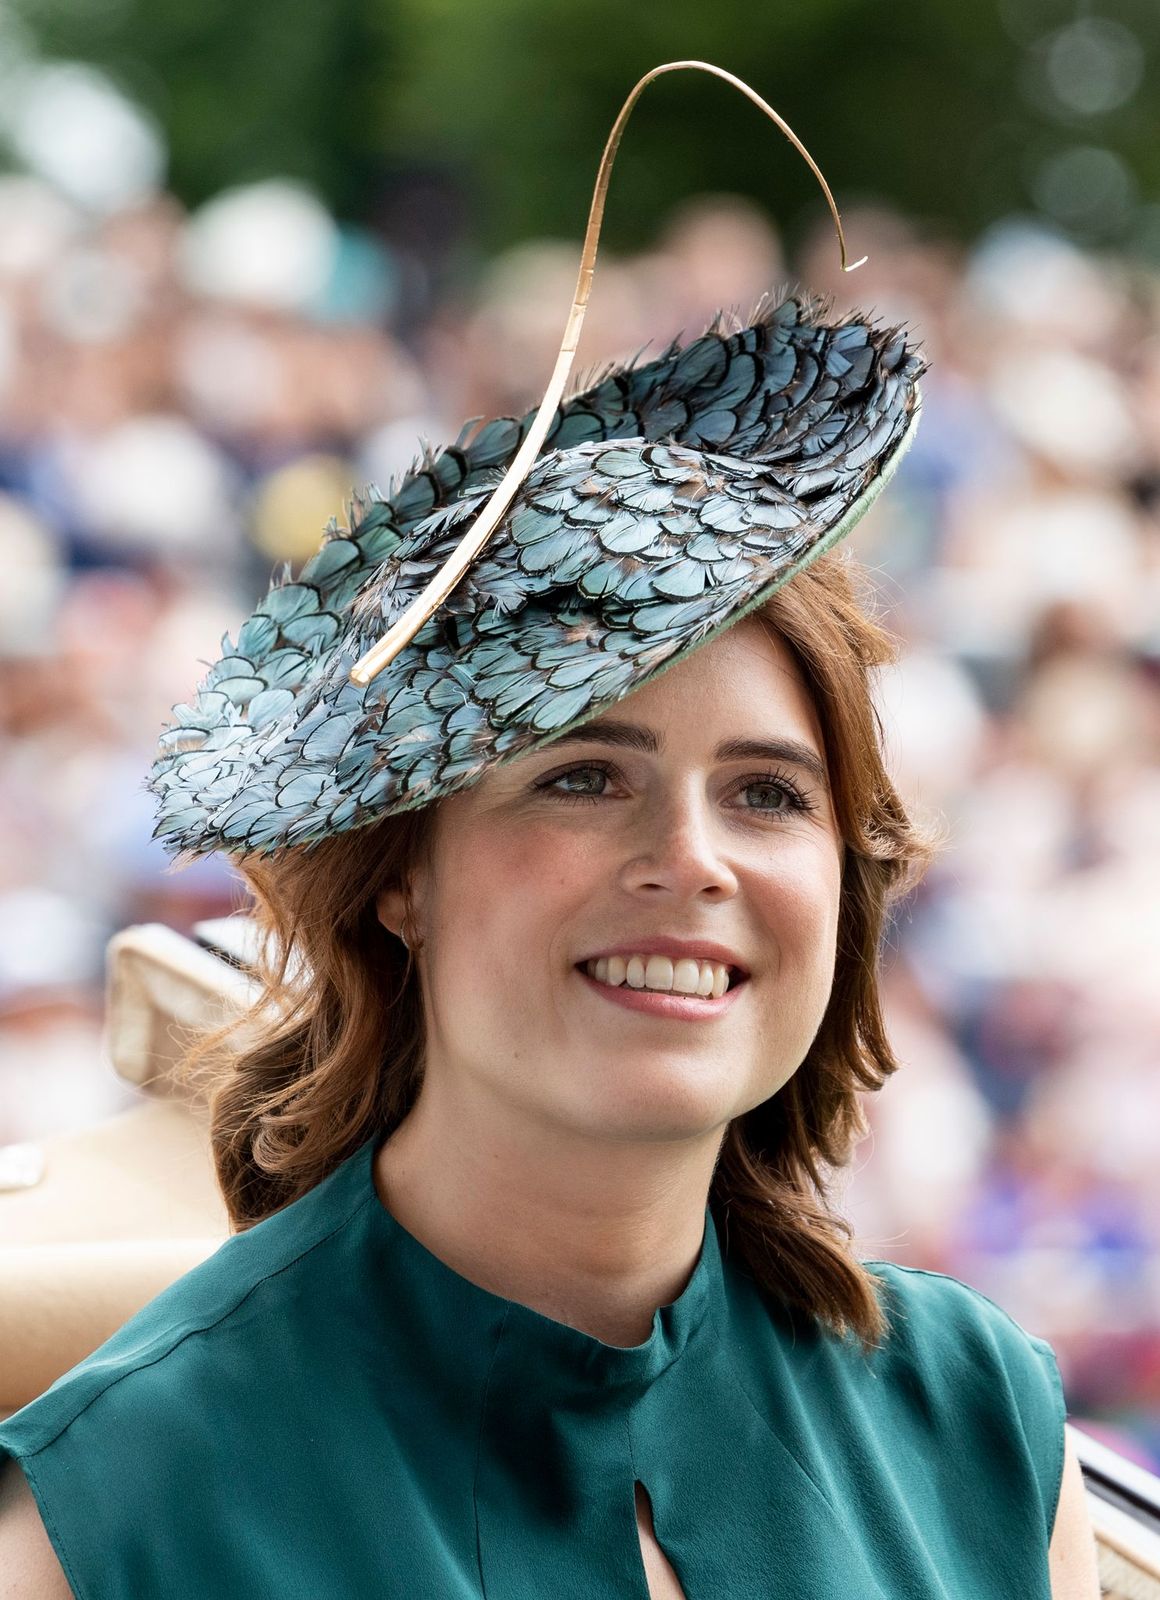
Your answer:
[0,1130,1067,1598]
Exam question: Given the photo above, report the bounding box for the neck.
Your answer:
[372,1069,723,1347]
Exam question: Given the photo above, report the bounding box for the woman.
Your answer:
[1,62,1100,1600]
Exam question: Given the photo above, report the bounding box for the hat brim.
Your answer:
[149,293,926,857]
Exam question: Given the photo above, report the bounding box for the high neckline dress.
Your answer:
[0,1129,1067,1598]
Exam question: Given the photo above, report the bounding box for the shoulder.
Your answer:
[862,1258,1068,1542]
[0,1142,374,1466]
[0,1146,375,1597]
[862,1257,1063,1389]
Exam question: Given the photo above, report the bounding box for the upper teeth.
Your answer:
[585,954,733,998]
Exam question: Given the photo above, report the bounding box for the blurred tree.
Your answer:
[387,0,1160,256]
[9,0,1160,257]
[7,0,398,218]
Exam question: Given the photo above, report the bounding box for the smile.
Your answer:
[574,962,748,1020]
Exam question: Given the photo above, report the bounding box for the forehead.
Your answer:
[601,614,819,735]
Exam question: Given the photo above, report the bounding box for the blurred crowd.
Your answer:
[0,171,1157,1467]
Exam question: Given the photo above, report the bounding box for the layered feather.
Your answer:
[148,292,926,857]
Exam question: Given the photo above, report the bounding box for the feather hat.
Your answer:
[147,63,927,860]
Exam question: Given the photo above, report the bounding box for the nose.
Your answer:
[617,778,739,901]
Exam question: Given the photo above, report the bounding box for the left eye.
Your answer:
[547,765,610,799]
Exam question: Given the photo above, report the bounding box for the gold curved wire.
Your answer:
[349,58,867,687]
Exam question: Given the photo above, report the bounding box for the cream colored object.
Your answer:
[0,1098,228,1248]
[0,1099,231,1415]
[1073,1426,1160,1597]
[0,1235,225,1414]
[1,925,247,1416]
[1092,1495,1160,1597]
[104,920,260,1096]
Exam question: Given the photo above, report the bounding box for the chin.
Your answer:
[556,1052,748,1137]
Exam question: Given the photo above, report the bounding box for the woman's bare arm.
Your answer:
[0,1456,74,1599]
[1048,1429,1101,1600]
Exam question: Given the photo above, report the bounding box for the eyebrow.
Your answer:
[548,718,830,791]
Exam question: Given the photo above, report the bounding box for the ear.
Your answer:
[375,884,407,938]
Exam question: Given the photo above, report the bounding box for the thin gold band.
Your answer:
[348,59,866,688]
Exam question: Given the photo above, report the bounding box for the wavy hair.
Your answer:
[178,546,945,1353]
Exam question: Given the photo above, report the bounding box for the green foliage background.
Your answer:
[10,0,1160,254]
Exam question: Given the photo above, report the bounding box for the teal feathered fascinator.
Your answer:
[148,62,927,860]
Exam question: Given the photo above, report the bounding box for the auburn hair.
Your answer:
[178,546,944,1353]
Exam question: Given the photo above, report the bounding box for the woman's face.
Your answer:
[378,615,845,1146]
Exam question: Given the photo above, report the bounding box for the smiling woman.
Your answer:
[362,558,919,1350]
[0,58,1100,1600]
[0,549,1098,1600]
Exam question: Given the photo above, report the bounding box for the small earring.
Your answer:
[397,918,411,951]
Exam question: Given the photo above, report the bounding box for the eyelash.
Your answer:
[533,760,816,818]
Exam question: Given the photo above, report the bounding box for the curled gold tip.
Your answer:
[349,59,866,688]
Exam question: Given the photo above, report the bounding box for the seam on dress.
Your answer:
[1029,1333,1068,1542]
[863,1260,1052,1345]
[19,1450,90,1600]
[708,1283,844,1519]
[21,1185,380,1460]
[471,1302,512,1600]
[719,1336,846,1522]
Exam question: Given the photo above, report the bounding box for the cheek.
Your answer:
[752,843,843,969]
[428,818,593,966]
